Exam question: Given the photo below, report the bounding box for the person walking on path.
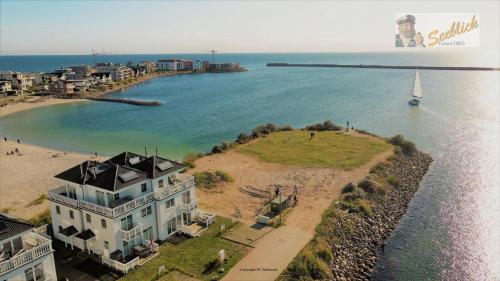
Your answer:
[4,137,6,142]
[17,139,20,144]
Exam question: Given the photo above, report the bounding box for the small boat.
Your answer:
[408,69,423,106]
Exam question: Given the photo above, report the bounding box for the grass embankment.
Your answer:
[193,171,234,189]
[119,217,249,281]
[237,130,392,170]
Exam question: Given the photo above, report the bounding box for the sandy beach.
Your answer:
[0,97,87,118]
[0,140,103,219]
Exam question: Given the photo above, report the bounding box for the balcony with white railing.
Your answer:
[121,223,142,241]
[102,256,139,274]
[181,199,198,212]
[48,186,155,218]
[0,232,53,275]
[154,176,195,201]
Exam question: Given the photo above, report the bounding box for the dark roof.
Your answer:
[55,160,148,192]
[75,229,95,240]
[60,225,78,236]
[55,152,184,192]
[106,152,185,179]
[0,214,34,241]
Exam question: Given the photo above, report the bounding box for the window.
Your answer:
[141,183,147,192]
[167,218,177,234]
[165,198,175,209]
[69,210,74,219]
[96,191,106,206]
[142,226,153,241]
[101,219,107,228]
[56,205,60,214]
[142,206,152,217]
[114,193,120,201]
[58,226,63,233]
[34,263,44,281]
[158,179,164,188]
[24,267,34,281]
[86,214,91,223]
[104,241,109,249]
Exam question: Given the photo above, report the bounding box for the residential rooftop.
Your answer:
[0,213,34,241]
[55,151,185,191]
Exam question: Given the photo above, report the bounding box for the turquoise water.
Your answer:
[1,53,499,280]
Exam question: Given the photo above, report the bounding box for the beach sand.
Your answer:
[0,140,103,219]
[0,97,87,118]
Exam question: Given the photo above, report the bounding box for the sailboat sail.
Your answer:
[412,70,423,98]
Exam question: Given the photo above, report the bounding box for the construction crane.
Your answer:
[209,49,217,64]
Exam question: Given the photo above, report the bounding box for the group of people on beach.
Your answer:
[4,137,22,156]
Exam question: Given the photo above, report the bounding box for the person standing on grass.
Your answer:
[17,139,20,144]
[3,137,6,142]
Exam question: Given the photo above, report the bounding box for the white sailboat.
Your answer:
[408,69,423,106]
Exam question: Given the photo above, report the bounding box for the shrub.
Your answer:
[305,120,342,132]
[236,133,251,144]
[215,170,234,182]
[357,200,372,217]
[279,125,293,131]
[288,248,331,280]
[401,140,417,156]
[342,187,366,201]
[211,145,223,154]
[341,182,356,193]
[315,244,333,263]
[221,141,232,151]
[358,179,378,194]
[193,172,217,189]
[388,134,405,146]
[27,194,48,207]
[370,162,388,174]
[387,175,400,186]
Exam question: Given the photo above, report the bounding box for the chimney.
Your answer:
[80,164,84,179]
[156,147,158,157]
[144,147,148,158]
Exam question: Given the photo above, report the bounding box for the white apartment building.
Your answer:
[47,152,213,273]
[95,64,131,81]
[0,214,57,281]
[193,60,204,71]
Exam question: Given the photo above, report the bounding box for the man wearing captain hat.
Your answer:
[395,14,425,47]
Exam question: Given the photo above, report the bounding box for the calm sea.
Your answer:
[1,53,499,280]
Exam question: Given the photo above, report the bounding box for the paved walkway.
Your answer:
[222,225,312,281]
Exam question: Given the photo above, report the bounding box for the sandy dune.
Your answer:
[0,140,102,219]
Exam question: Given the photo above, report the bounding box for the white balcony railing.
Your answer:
[48,186,154,218]
[0,233,53,275]
[154,176,195,200]
[121,223,142,241]
[181,200,198,212]
[102,256,139,274]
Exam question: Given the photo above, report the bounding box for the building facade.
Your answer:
[47,152,212,272]
[0,71,33,92]
[95,63,132,81]
[0,214,57,281]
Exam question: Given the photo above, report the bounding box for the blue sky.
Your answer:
[0,1,498,55]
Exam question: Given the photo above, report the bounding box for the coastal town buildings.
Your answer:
[68,65,93,79]
[0,71,33,93]
[95,63,132,81]
[158,59,194,71]
[49,80,75,95]
[47,151,213,273]
[193,60,204,71]
[0,80,12,95]
[0,214,58,281]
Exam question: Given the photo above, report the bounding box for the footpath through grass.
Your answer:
[237,130,392,170]
[119,217,248,281]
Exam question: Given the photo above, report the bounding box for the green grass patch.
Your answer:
[237,130,391,170]
[119,217,248,281]
[193,171,234,189]
[28,209,51,226]
[26,194,48,207]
